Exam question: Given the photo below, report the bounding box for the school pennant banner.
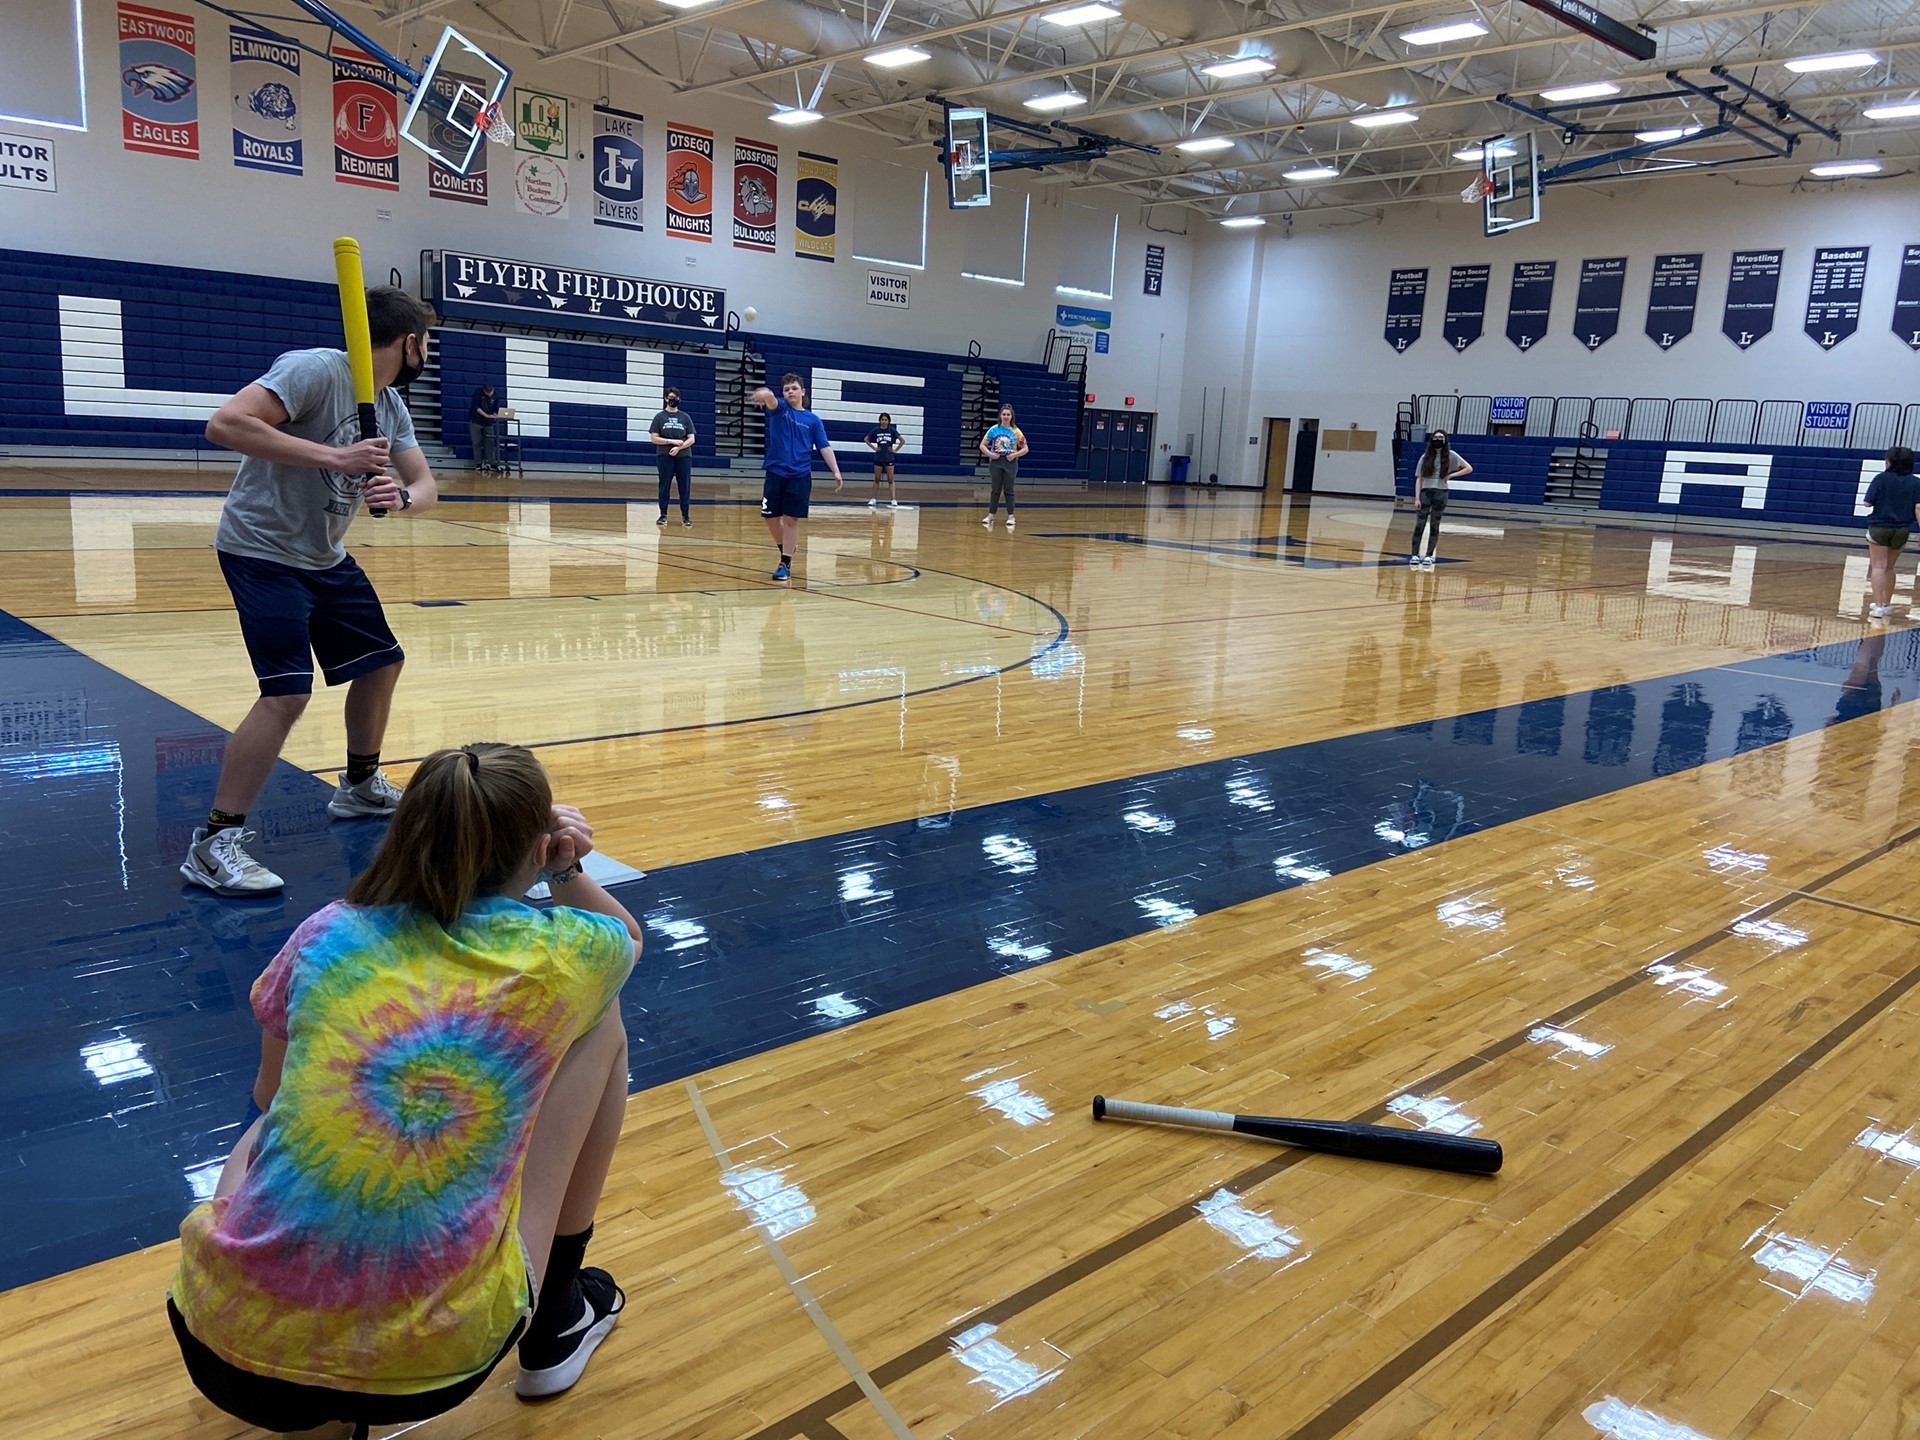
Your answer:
[733,138,777,252]
[119,3,199,160]
[592,104,644,231]
[330,44,398,190]
[795,151,837,263]
[229,25,299,175]
[666,123,715,242]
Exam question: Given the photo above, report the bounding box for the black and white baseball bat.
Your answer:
[1091,1096,1502,1175]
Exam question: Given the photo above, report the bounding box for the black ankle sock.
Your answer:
[780,554,792,565]
[345,751,380,784]
[207,807,245,834]
[527,1225,593,1341]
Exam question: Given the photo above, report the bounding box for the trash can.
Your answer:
[1168,455,1191,484]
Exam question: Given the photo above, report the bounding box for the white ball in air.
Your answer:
[743,306,758,323]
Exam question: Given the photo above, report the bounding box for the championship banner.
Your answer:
[1895,244,1920,353]
[1383,267,1427,352]
[1505,260,1555,351]
[1442,263,1490,351]
[119,3,198,160]
[1803,245,1869,350]
[1645,252,1702,350]
[794,151,837,263]
[229,25,299,175]
[732,138,777,252]
[330,44,397,190]
[1571,257,1626,351]
[429,140,487,206]
[513,88,568,219]
[666,124,715,242]
[592,104,644,231]
[1721,248,1782,350]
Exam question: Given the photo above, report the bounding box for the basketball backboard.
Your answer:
[946,107,992,208]
[400,27,509,176]
[1482,133,1541,236]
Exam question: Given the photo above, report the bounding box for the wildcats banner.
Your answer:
[436,251,725,342]
[1383,266,1427,352]
[666,123,715,242]
[795,151,837,263]
[330,44,398,190]
[1645,252,1702,350]
[732,138,777,252]
[430,140,487,206]
[592,104,644,231]
[119,3,199,160]
[230,25,300,175]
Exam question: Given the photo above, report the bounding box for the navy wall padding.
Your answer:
[749,335,973,477]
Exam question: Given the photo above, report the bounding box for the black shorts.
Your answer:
[872,456,895,474]
[168,1296,522,1432]
[1868,525,1910,552]
[761,471,813,519]
[217,550,404,696]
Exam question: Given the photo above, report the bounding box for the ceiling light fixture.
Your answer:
[1024,90,1088,111]
[1540,81,1620,102]
[1351,110,1418,127]
[1201,56,1276,79]
[1784,51,1878,73]
[864,45,930,68]
[769,108,822,126]
[1635,124,1703,141]
[1176,136,1236,153]
[1283,165,1340,179]
[1453,141,1515,161]
[1041,3,1120,25]
[1863,100,1920,120]
[1401,20,1488,45]
[1219,216,1267,228]
[1808,159,1881,176]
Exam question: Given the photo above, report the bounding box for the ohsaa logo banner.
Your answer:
[430,137,487,206]
[119,3,198,160]
[514,88,567,154]
[514,153,569,219]
[666,124,714,242]
[732,139,777,253]
[592,105,644,232]
[230,26,300,176]
[330,44,397,190]
[794,151,837,264]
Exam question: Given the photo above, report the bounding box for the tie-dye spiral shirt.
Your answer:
[174,896,634,1393]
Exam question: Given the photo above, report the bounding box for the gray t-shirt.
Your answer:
[214,349,419,571]
[1417,449,1469,492]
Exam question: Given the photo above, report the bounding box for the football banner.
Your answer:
[666,123,715,241]
[230,25,300,175]
[119,3,199,160]
[732,138,777,252]
[330,44,398,190]
[794,151,837,263]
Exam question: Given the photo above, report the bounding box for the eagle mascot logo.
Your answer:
[123,63,196,103]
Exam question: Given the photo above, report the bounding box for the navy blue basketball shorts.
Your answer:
[217,550,404,697]
[761,471,814,520]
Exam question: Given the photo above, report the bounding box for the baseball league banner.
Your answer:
[591,104,644,231]
[1803,245,1869,351]
[732,138,777,253]
[119,3,199,160]
[330,44,398,190]
[794,151,837,263]
[229,25,300,175]
[1895,244,1920,352]
[666,123,715,242]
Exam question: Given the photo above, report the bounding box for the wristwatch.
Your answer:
[398,486,414,511]
[545,862,582,884]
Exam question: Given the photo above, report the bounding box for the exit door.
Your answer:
[1078,408,1156,482]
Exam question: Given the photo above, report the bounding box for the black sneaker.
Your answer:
[515,1268,625,1398]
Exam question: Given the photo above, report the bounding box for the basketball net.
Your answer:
[475,101,514,146]
[1460,172,1495,205]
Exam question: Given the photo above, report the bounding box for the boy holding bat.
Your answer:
[182,287,440,898]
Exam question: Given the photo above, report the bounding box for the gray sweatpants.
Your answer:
[988,461,1018,514]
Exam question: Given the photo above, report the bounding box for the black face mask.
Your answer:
[395,334,426,390]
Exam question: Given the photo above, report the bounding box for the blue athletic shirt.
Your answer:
[764,400,830,479]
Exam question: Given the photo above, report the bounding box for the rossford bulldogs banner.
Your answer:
[229,25,300,175]
[119,3,199,160]
[330,44,398,190]
[666,123,715,242]
[794,151,837,263]
[732,138,777,252]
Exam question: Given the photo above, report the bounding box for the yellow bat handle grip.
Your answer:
[332,237,377,407]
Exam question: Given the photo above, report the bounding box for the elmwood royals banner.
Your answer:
[330,44,397,190]
[666,124,715,242]
[119,3,198,160]
[733,139,777,252]
[436,251,726,343]
[795,151,837,263]
[230,25,299,175]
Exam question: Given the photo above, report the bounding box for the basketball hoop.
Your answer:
[476,101,513,146]
[1460,172,1495,205]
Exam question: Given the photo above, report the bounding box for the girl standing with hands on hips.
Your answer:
[980,404,1028,531]
[1410,430,1471,568]
[649,388,697,527]
[169,743,641,1436]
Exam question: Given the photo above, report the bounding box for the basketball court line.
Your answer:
[742,821,1920,1439]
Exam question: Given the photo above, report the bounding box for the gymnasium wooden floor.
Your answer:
[3,462,1919,1439]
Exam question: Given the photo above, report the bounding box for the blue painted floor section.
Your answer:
[3,605,1917,1290]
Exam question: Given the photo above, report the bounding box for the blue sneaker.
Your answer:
[771,561,791,580]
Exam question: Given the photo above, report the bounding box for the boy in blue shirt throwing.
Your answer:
[751,372,843,581]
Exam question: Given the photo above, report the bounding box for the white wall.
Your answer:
[1184,174,1920,493]
[2,0,1188,413]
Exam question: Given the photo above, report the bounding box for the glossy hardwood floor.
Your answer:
[2,461,1917,1439]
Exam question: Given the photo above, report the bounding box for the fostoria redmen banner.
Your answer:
[665,123,714,242]
[331,44,398,190]
[119,3,199,159]
[732,138,777,253]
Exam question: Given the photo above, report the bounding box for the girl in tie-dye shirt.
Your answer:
[170,743,640,1435]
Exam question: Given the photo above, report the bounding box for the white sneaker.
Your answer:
[328,770,404,819]
[1006,516,1016,531]
[1870,602,1893,617]
[181,826,284,896]
[983,514,994,527]
[889,500,899,509]
[867,498,877,508]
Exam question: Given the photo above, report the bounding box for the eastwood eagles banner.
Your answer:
[119,3,199,160]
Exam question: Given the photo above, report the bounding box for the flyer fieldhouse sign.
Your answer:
[435,250,727,343]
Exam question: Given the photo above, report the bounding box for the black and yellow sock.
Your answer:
[207,807,246,833]
[345,751,380,785]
